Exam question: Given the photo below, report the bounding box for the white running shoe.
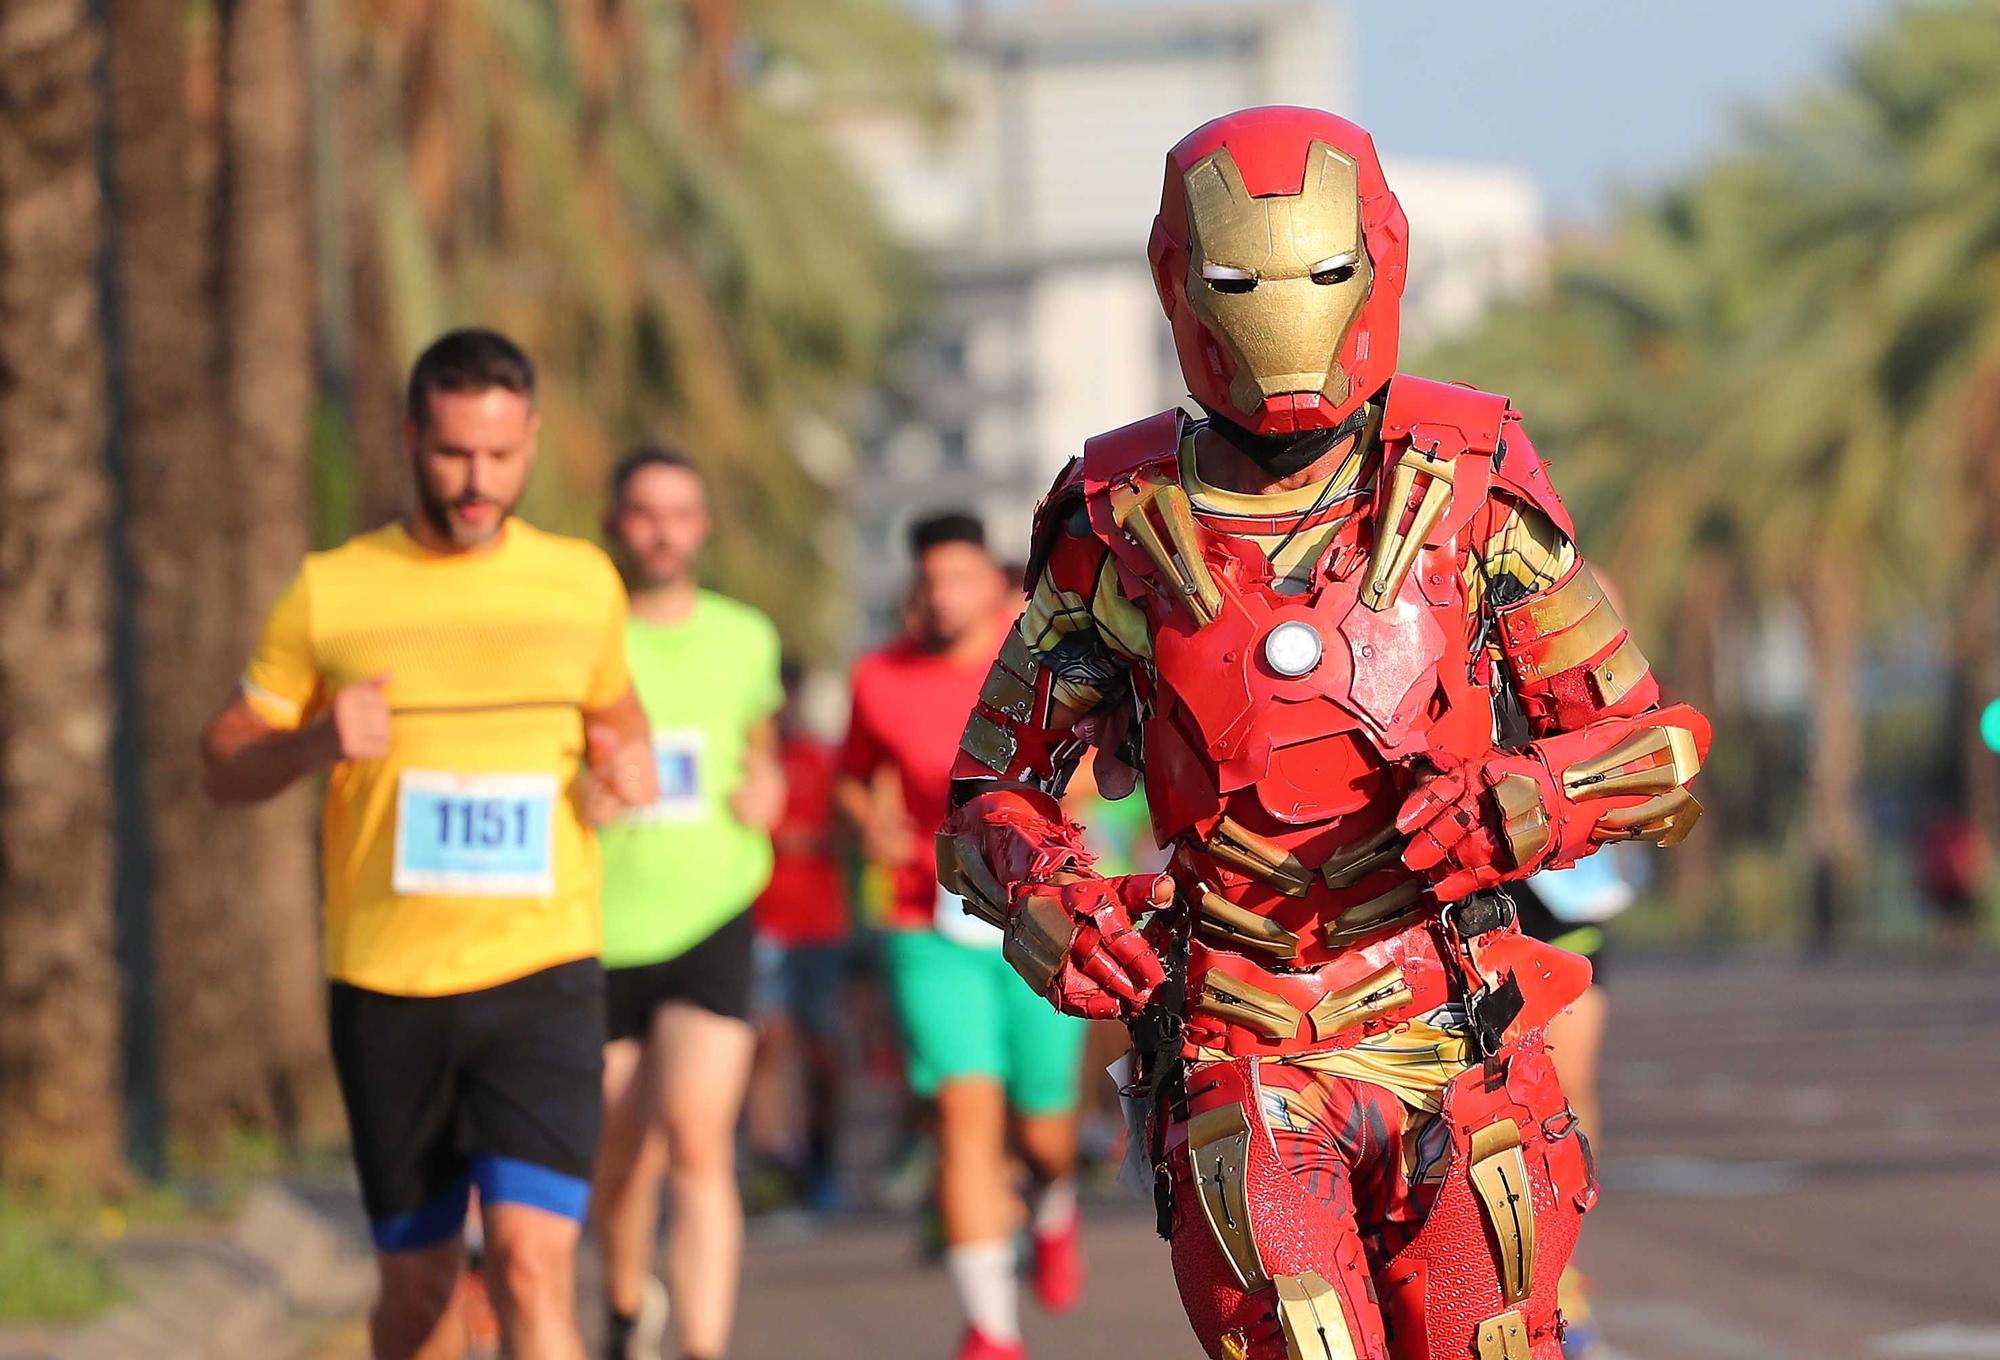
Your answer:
[628,1275,669,1360]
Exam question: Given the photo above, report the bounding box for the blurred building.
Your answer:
[829,1,1546,638]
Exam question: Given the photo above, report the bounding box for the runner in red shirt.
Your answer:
[748,662,853,1210]
[835,513,1088,1360]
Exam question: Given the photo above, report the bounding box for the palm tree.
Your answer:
[103,0,294,1161]
[333,0,938,648]
[0,0,126,1188]
[218,0,341,1145]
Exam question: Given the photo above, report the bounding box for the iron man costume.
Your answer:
[938,107,1709,1360]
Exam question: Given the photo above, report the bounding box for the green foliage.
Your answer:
[0,1196,124,1323]
[1426,0,2000,939]
[340,0,939,654]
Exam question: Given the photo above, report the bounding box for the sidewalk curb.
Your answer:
[0,1184,373,1360]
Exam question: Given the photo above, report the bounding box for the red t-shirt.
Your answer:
[754,736,851,946]
[838,634,995,930]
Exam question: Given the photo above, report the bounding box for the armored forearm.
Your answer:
[936,784,1095,928]
[1487,560,1709,865]
[1502,705,1711,871]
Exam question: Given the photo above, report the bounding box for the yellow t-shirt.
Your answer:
[241,521,631,996]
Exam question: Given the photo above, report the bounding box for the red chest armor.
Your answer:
[1073,380,1586,1059]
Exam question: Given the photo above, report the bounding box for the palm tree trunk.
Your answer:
[1664,551,1727,931]
[1801,552,1868,951]
[687,0,737,141]
[103,0,291,1156]
[219,0,339,1144]
[335,31,403,528]
[0,0,126,1189]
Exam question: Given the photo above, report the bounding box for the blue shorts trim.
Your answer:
[370,1176,471,1252]
[471,1154,591,1223]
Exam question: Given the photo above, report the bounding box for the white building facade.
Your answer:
[831,1,1546,636]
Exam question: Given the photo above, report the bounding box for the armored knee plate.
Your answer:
[1378,1038,1595,1360]
[1170,1060,1385,1360]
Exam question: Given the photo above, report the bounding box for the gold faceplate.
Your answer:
[1474,1310,1532,1360]
[1187,1103,1269,1289]
[1197,892,1303,962]
[1306,963,1412,1042]
[1112,478,1224,627]
[1362,442,1456,611]
[1491,772,1552,868]
[1196,972,1305,1041]
[1560,725,1702,802]
[1207,816,1316,897]
[1272,1271,1361,1360]
[1182,143,1372,419]
[1468,1120,1536,1305]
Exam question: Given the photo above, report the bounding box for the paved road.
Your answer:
[731,960,2000,1360]
[315,960,2000,1359]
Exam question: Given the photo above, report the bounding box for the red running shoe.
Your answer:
[955,1327,1027,1360]
[1031,1219,1085,1313]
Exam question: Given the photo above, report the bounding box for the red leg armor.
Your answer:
[1166,1041,1594,1360]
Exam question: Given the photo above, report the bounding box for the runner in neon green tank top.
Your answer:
[592,447,784,1360]
[599,590,782,967]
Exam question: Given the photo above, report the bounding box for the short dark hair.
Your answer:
[908,510,986,559]
[609,444,704,506]
[406,328,536,424]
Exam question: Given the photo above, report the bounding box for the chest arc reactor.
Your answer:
[1263,620,1324,678]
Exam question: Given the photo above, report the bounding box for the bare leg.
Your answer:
[593,1036,665,1320]
[654,1002,758,1359]
[373,1239,468,1360]
[934,1078,1015,1244]
[745,1010,802,1164]
[1545,983,1609,1147]
[1013,1109,1079,1190]
[481,1202,585,1360]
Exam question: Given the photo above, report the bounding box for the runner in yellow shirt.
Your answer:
[201,329,656,1360]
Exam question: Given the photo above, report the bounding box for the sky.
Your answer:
[1349,0,1896,220]
[903,0,1901,221]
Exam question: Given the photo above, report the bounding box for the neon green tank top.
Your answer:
[598,592,783,967]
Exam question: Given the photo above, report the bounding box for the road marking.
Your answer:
[1868,1326,2000,1358]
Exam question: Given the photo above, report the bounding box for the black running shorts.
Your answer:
[603,909,755,1041]
[328,957,605,1251]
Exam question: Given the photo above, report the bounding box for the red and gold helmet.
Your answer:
[1148,106,1408,436]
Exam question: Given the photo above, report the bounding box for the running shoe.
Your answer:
[954,1326,1027,1360]
[1030,1218,1084,1313]
[605,1276,669,1360]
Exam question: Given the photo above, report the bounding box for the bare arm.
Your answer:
[579,686,658,822]
[833,767,915,867]
[200,673,389,805]
[729,717,786,832]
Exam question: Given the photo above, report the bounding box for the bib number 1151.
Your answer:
[393,769,557,898]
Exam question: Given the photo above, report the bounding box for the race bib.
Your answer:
[935,882,1004,949]
[622,731,708,825]
[392,770,557,898]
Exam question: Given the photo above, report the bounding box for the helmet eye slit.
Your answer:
[1309,253,1360,286]
[1201,263,1259,294]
